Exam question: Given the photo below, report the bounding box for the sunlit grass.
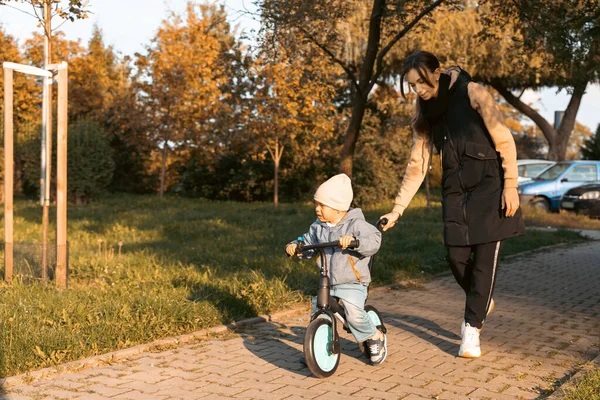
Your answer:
[560,367,600,399]
[523,204,600,230]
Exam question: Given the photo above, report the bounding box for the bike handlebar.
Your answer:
[298,240,360,252]
[292,217,388,255]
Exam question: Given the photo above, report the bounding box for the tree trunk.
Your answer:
[548,83,587,160]
[338,0,384,177]
[340,96,369,176]
[274,157,279,207]
[339,0,445,175]
[159,141,168,197]
[491,80,588,161]
[425,173,431,209]
[266,138,284,208]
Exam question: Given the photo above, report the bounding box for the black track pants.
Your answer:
[446,241,501,329]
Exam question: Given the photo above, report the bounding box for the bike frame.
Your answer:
[297,241,353,355]
[295,218,387,355]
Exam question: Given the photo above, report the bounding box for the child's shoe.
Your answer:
[367,330,387,365]
[458,323,481,358]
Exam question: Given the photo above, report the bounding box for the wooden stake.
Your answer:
[56,63,68,289]
[3,67,14,282]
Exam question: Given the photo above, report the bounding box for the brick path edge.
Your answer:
[0,281,408,389]
[0,303,311,388]
[547,352,600,399]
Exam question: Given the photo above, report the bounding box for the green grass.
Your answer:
[0,193,590,377]
[560,368,600,399]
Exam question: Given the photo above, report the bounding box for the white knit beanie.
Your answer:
[314,173,353,211]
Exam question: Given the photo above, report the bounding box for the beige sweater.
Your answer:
[392,72,518,216]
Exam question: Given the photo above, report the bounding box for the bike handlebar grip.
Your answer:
[348,240,359,249]
[295,238,305,255]
[377,218,389,230]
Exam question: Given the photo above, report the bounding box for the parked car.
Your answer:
[560,183,600,218]
[518,160,600,211]
[517,159,555,184]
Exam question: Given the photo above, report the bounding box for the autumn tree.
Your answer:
[22,31,83,67]
[0,28,40,133]
[565,123,594,160]
[104,70,158,194]
[477,0,600,161]
[67,26,128,121]
[0,27,40,198]
[249,47,338,206]
[257,0,456,176]
[135,2,245,196]
[400,3,598,161]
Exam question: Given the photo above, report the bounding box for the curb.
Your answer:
[547,352,600,399]
[0,303,311,388]
[0,283,402,388]
[527,226,600,241]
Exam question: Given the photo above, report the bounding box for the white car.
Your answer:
[517,159,555,184]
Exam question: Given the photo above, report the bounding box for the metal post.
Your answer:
[554,111,565,130]
[4,67,14,282]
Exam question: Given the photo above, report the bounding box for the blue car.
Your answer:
[518,161,600,211]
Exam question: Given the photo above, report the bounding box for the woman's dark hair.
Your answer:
[400,51,440,137]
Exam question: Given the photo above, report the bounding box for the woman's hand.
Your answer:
[379,211,400,231]
[502,187,520,217]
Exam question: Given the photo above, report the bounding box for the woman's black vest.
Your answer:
[425,69,525,246]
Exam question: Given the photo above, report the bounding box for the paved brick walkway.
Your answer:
[2,241,600,399]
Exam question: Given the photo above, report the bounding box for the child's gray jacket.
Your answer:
[291,208,381,286]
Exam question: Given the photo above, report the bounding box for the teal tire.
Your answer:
[359,305,385,358]
[304,318,340,378]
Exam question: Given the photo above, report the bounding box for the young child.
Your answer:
[286,173,387,365]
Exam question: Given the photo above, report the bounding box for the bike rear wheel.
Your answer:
[359,305,385,357]
[304,317,340,378]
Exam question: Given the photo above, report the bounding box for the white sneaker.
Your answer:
[458,323,481,358]
[460,299,495,337]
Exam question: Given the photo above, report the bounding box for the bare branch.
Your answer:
[53,18,69,32]
[490,79,556,142]
[265,142,275,160]
[277,145,285,163]
[370,0,446,91]
[0,2,39,19]
[296,26,361,95]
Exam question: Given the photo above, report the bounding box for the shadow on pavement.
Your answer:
[238,321,369,378]
[383,313,460,356]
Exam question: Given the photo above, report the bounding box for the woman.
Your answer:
[380,51,525,358]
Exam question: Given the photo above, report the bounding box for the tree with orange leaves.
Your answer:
[135,2,245,196]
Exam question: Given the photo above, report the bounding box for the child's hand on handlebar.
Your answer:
[339,235,355,249]
[379,211,400,231]
[286,243,299,257]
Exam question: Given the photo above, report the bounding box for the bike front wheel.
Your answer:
[304,317,340,378]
